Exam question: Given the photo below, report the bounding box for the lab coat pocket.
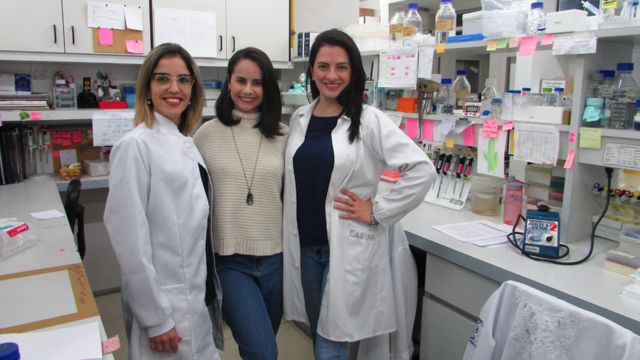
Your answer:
[343,222,380,275]
[161,284,193,341]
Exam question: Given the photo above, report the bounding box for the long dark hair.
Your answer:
[216,47,283,138]
[306,29,366,143]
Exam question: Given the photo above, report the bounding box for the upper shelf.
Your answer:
[0,51,293,69]
[1,107,216,124]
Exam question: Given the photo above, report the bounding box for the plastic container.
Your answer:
[587,71,603,98]
[435,0,456,44]
[389,10,405,48]
[553,87,565,107]
[526,2,547,35]
[600,0,617,22]
[470,175,503,216]
[403,3,423,47]
[452,70,471,109]
[436,78,455,114]
[490,98,503,119]
[481,78,500,110]
[0,342,20,360]
[608,63,639,129]
[542,87,555,106]
[582,97,605,127]
[634,99,640,131]
[122,86,136,109]
[504,176,524,225]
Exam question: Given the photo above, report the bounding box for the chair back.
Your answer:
[64,179,81,228]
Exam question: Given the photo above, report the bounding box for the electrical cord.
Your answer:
[507,167,614,265]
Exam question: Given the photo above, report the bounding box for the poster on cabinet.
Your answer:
[153,8,217,58]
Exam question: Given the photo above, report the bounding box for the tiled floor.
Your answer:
[95,292,314,359]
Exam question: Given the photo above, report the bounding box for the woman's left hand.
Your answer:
[334,189,373,224]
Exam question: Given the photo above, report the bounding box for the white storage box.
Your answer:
[546,10,589,33]
[512,105,569,124]
[463,11,483,35]
[83,160,110,177]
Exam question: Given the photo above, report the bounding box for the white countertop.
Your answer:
[401,202,640,334]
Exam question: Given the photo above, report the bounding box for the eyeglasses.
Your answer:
[151,73,194,87]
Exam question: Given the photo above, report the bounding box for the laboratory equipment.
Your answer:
[403,3,423,47]
[490,98,503,119]
[462,102,483,117]
[470,175,503,216]
[504,176,524,225]
[523,208,561,258]
[526,2,547,35]
[452,70,471,109]
[481,78,500,110]
[608,63,639,129]
[389,10,405,48]
[634,100,640,131]
[436,78,454,114]
[435,0,456,44]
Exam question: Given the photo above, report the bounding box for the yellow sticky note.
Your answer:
[579,128,602,149]
[436,44,446,53]
[496,38,508,49]
[445,138,455,148]
[486,40,497,51]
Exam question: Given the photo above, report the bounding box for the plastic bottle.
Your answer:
[502,90,514,120]
[634,100,640,131]
[481,78,500,110]
[403,3,423,47]
[435,0,456,44]
[490,98,503,119]
[452,70,471,109]
[542,87,555,106]
[608,63,639,129]
[601,0,617,22]
[553,88,564,107]
[526,2,547,35]
[621,0,635,22]
[389,11,405,49]
[503,176,524,225]
[587,71,603,98]
[437,78,455,114]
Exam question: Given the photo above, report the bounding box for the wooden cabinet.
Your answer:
[0,0,151,55]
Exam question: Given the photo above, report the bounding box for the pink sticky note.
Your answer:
[126,40,144,54]
[508,37,519,48]
[518,36,538,56]
[463,125,476,146]
[62,139,72,146]
[102,335,121,354]
[62,131,71,138]
[564,149,576,169]
[482,119,500,138]
[52,136,62,145]
[422,120,434,141]
[52,150,60,158]
[29,112,42,120]
[568,132,576,143]
[502,121,514,131]
[540,34,554,46]
[98,28,114,46]
[405,118,418,139]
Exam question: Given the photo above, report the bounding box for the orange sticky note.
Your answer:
[540,34,554,45]
[405,118,418,139]
[502,121,514,131]
[463,125,476,146]
[518,36,538,56]
[508,37,519,48]
[486,40,497,51]
[126,39,144,54]
[564,149,576,169]
[436,44,445,53]
[97,28,114,46]
[482,119,499,138]
[29,112,42,120]
[445,138,455,148]
[422,120,434,141]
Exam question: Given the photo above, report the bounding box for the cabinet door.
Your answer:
[227,0,289,62]
[152,0,227,58]
[0,0,64,52]
[421,296,476,360]
[63,0,152,55]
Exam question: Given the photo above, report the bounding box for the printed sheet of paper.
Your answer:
[92,111,135,146]
[0,271,76,329]
[433,220,511,243]
[603,143,640,169]
[417,46,435,79]
[0,321,102,360]
[378,48,418,89]
[87,1,125,30]
[513,123,560,165]
[30,209,66,220]
[478,130,507,177]
[154,7,217,58]
[552,32,597,55]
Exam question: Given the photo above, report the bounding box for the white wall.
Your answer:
[294,0,359,32]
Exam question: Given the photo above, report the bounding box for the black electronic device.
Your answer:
[77,77,98,108]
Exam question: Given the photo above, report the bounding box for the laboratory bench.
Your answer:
[401,202,640,360]
[0,176,113,359]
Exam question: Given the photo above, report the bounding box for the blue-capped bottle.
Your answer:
[608,63,639,129]
[526,2,547,35]
[437,78,454,114]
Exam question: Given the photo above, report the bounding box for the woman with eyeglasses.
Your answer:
[194,47,287,360]
[104,43,223,359]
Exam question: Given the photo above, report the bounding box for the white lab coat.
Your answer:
[283,101,435,342]
[463,280,640,360]
[104,113,221,360]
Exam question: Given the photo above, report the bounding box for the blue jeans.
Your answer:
[300,246,348,360]
[215,253,283,360]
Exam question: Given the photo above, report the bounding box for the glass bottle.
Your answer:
[403,3,423,47]
[608,63,639,129]
[389,10,405,49]
[503,176,524,226]
[526,2,547,35]
[435,0,456,44]
[481,78,500,110]
[437,78,455,114]
[452,70,471,109]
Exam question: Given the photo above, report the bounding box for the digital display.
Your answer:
[464,105,479,112]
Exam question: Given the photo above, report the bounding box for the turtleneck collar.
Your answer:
[231,110,260,128]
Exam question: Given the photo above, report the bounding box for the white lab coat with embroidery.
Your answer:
[104,113,220,360]
[283,100,435,342]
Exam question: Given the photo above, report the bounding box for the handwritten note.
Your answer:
[540,34,554,45]
[508,37,519,48]
[502,121,514,131]
[436,44,445,53]
[92,111,135,146]
[486,40,497,51]
[482,119,499,138]
[564,149,576,169]
[87,1,125,30]
[125,39,144,54]
[417,46,435,79]
[518,36,538,56]
[378,48,419,89]
[154,7,218,58]
[97,28,113,45]
[496,38,508,49]
[579,127,602,149]
[124,5,144,30]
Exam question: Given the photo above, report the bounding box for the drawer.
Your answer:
[425,253,499,317]
[420,295,475,360]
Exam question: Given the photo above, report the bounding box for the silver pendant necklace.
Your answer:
[230,126,262,206]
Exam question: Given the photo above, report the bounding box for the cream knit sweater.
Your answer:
[194,110,288,256]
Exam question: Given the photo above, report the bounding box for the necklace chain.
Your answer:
[230,126,262,206]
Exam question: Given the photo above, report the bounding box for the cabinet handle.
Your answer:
[219,35,222,52]
[71,26,75,45]
[232,36,236,52]
[53,24,57,44]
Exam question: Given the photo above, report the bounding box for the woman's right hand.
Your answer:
[149,326,182,353]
